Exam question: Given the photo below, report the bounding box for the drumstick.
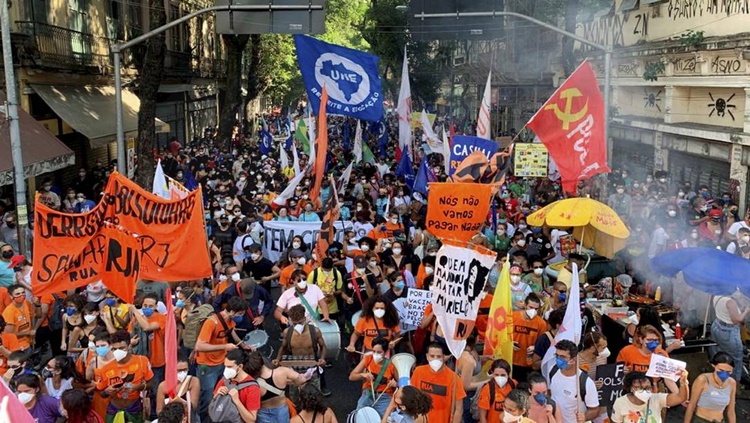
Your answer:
[369,372,376,400]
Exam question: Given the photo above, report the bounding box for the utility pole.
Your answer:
[1,0,30,257]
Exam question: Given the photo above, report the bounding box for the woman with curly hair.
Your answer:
[290,385,337,423]
[346,295,401,353]
[502,389,537,423]
[61,388,104,423]
[383,385,433,423]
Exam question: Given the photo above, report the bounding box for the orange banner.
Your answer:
[310,87,329,202]
[32,172,211,302]
[426,182,493,242]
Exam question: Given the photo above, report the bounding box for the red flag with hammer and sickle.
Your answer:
[527,61,610,193]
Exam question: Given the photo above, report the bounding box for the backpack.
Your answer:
[182,304,216,349]
[549,365,589,400]
[208,378,259,423]
[47,294,65,331]
[130,320,150,357]
[470,378,516,420]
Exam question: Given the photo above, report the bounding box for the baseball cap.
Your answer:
[289,249,305,259]
[7,254,25,269]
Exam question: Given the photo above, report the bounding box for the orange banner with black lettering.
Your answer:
[426,182,493,242]
[32,172,211,302]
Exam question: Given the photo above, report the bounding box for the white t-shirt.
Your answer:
[45,377,73,399]
[727,221,750,236]
[276,284,326,320]
[549,369,599,423]
[611,392,668,423]
[86,281,106,303]
[647,227,669,259]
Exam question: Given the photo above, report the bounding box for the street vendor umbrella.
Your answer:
[526,197,630,258]
[650,247,750,297]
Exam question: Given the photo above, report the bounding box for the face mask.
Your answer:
[428,359,443,372]
[516,239,527,247]
[175,300,186,308]
[668,210,677,217]
[42,369,53,379]
[374,309,386,318]
[497,229,506,236]
[534,393,547,406]
[630,315,639,325]
[510,275,521,284]
[177,371,188,382]
[142,308,155,318]
[369,261,378,267]
[65,307,76,316]
[425,267,434,275]
[84,315,97,325]
[645,340,660,352]
[356,205,363,211]
[558,293,567,302]
[106,298,116,307]
[2,251,14,259]
[113,349,128,362]
[219,274,228,282]
[13,296,25,304]
[742,236,750,243]
[617,188,625,194]
[223,367,238,380]
[293,242,301,249]
[646,178,653,183]
[599,347,612,359]
[297,281,307,290]
[717,370,731,382]
[555,356,569,370]
[534,268,544,276]
[392,248,402,255]
[394,280,406,290]
[294,324,305,334]
[250,253,260,261]
[526,309,537,319]
[43,186,51,192]
[690,232,699,240]
[502,411,521,423]
[659,178,667,183]
[96,346,110,358]
[373,353,384,363]
[231,273,241,282]
[494,375,508,388]
[518,224,527,230]
[633,390,652,403]
[17,392,34,405]
[390,219,398,225]
[233,315,243,323]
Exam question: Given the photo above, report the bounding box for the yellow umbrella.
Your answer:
[527,197,630,258]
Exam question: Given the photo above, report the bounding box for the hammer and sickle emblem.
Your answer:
[545,88,589,130]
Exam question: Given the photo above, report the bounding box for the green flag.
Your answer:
[362,142,375,164]
[295,119,310,154]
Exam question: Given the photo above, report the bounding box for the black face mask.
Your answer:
[5,222,15,229]
[2,251,14,259]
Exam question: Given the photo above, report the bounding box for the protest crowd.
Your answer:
[0,40,746,423]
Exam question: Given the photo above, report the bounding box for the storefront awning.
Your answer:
[30,84,170,147]
[0,91,75,187]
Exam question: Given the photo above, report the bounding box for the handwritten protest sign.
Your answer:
[404,289,432,327]
[646,353,686,382]
[514,143,548,177]
[430,240,496,357]
[426,183,493,242]
[393,298,416,332]
[596,363,625,410]
[263,221,353,262]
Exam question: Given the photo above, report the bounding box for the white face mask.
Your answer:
[633,390,652,403]
[392,248,402,255]
[373,309,386,319]
[17,392,35,405]
[668,210,677,217]
[219,274,228,282]
[297,281,308,290]
[533,268,544,276]
[373,353,384,363]
[510,275,521,284]
[494,375,508,388]
[292,242,301,249]
[743,236,750,243]
[428,359,443,372]
[390,219,398,225]
[294,324,305,334]
[84,315,97,325]
[617,188,625,194]
[369,261,378,267]
[223,367,238,380]
[497,229,506,236]
[231,273,241,282]
[599,347,612,359]
[502,410,521,423]
[112,349,128,362]
[518,224,527,230]
[630,315,639,325]
[177,371,188,382]
[297,257,307,266]
[425,267,434,275]
[361,245,370,252]
[516,239,526,247]
[526,308,537,319]
[250,253,260,261]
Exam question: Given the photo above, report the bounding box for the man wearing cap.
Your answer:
[279,250,308,291]
[241,244,280,292]
[0,244,16,288]
[213,274,273,339]
[274,270,330,324]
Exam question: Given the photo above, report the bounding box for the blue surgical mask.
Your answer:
[233,315,244,323]
[95,346,110,358]
[142,308,155,318]
[395,281,405,290]
[175,300,186,308]
[65,307,76,316]
[645,340,660,352]
[555,357,569,371]
[106,298,116,307]
[533,393,547,406]
[558,293,567,302]
[717,370,731,382]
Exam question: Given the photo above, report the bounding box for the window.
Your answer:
[31,0,49,24]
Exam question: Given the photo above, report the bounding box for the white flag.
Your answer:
[476,71,492,139]
[442,126,451,174]
[152,159,170,200]
[291,141,301,175]
[420,109,442,152]
[353,121,363,163]
[273,166,310,206]
[396,48,412,155]
[339,162,353,193]
[279,142,289,170]
[541,262,583,381]
[307,108,316,162]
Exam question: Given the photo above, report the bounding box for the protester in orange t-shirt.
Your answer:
[347,295,401,352]
[0,315,20,375]
[616,324,669,391]
[349,336,397,415]
[128,294,167,368]
[2,284,34,350]
[280,250,308,290]
[475,291,494,346]
[410,342,467,423]
[86,331,116,420]
[511,294,547,382]
[478,359,517,423]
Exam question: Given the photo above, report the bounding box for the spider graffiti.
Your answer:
[707,93,736,121]
[643,90,662,112]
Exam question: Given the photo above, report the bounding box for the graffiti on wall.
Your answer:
[707,93,737,120]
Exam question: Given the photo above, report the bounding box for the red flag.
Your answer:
[0,378,35,423]
[164,287,178,398]
[527,61,610,193]
[310,87,329,202]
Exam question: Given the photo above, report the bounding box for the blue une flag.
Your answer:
[294,35,384,122]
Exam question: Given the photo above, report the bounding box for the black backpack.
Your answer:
[549,365,589,400]
[47,294,65,331]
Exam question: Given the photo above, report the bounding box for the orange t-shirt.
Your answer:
[0,332,20,374]
[0,290,12,315]
[354,316,400,351]
[367,222,401,241]
[279,265,299,289]
[2,301,33,349]
[214,279,231,297]
[128,313,167,368]
[96,354,154,401]
[360,354,396,393]
[410,364,467,423]
[475,294,494,343]
[196,313,236,366]
[477,380,515,423]
[616,344,668,390]
[511,311,547,366]
[415,266,427,290]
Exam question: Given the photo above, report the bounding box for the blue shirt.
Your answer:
[0,263,14,287]
[298,212,320,222]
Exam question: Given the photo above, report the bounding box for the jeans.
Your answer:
[462,392,477,423]
[150,366,166,419]
[710,320,744,382]
[257,404,290,423]
[356,390,392,417]
[197,363,224,420]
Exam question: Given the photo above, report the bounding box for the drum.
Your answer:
[351,310,362,329]
[312,320,341,360]
[355,407,380,423]
[243,330,274,359]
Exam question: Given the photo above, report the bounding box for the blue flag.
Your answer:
[377,120,389,157]
[413,155,436,196]
[260,130,273,155]
[184,166,198,191]
[293,35,384,121]
[342,121,351,151]
[449,135,499,175]
[396,150,415,189]
[285,134,293,150]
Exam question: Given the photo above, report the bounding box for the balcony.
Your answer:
[16,21,110,71]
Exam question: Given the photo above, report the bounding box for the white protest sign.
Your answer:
[404,289,432,327]
[430,242,496,358]
[263,221,353,262]
[393,298,416,332]
[645,353,686,382]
